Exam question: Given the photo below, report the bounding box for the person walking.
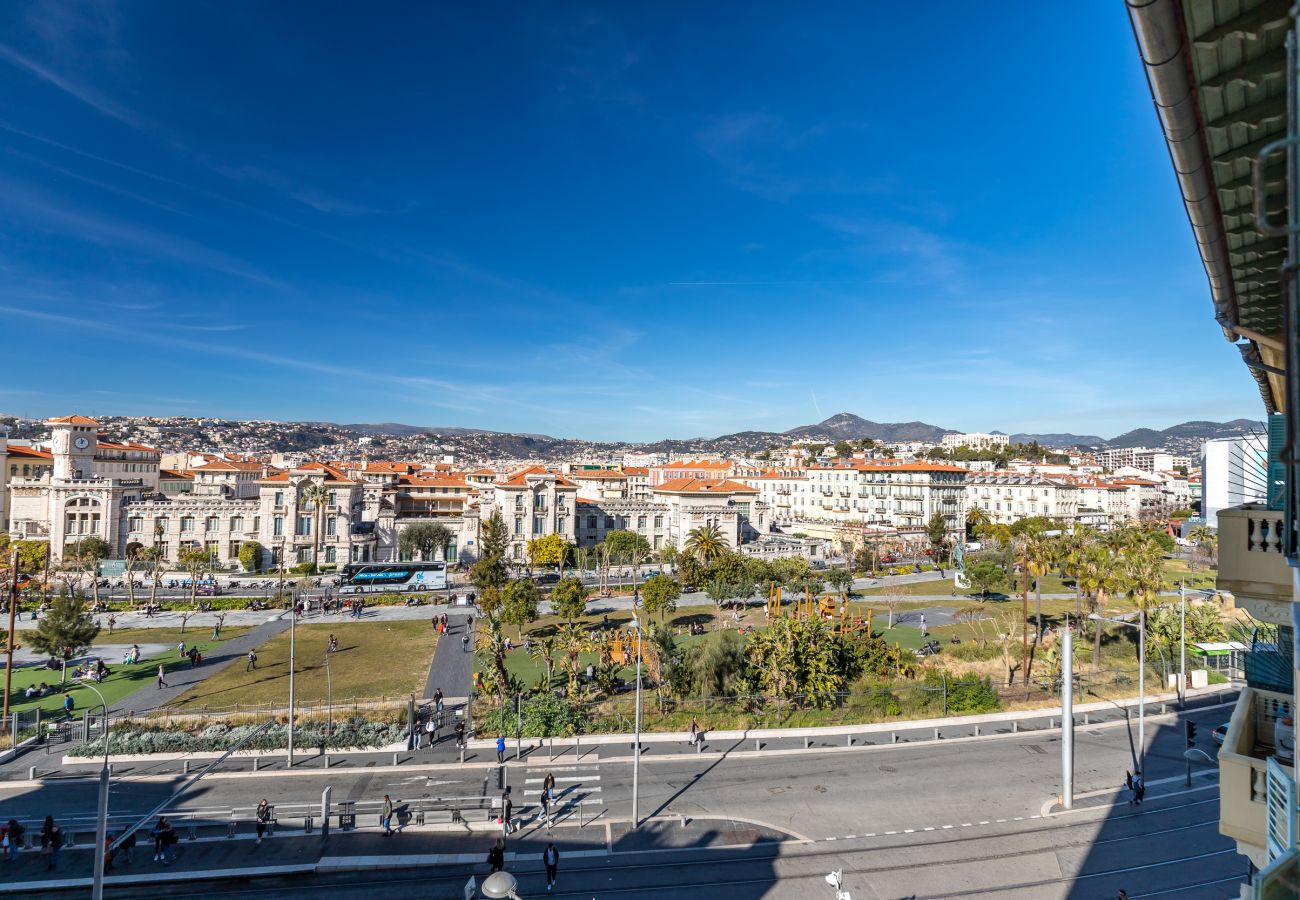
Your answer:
[156,664,167,689]
[688,717,699,747]
[501,789,513,837]
[381,794,394,836]
[61,692,74,721]
[425,715,438,748]
[103,831,116,872]
[496,735,506,764]
[462,633,470,652]
[120,828,136,864]
[486,838,504,873]
[211,622,221,640]
[4,818,23,862]
[40,816,61,871]
[1124,770,1135,806]
[153,817,176,864]
[455,720,466,750]
[177,640,186,658]
[255,799,271,844]
[543,842,559,891]
[433,687,444,714]
[1134,772,1145,806]
[543,772,556,806]
[246,649,257,671]
[539,789,551,828]
[412,716,424,751]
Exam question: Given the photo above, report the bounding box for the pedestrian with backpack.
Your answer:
[246,649,257,671]
[487,838,504,873]
[39,816,62,870]
[496,735,506,764]
[381,795,394,836]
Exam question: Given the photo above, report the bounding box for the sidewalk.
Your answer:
[423,613,473,701]
[0,814,790,894]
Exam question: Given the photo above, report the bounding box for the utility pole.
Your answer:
[1179,581,1187,709]
[1061,617,1073,810]
[287,588,296,767]
[3,550,20,724]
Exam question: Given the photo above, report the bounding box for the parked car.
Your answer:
[1212,722,1230,745]
[880,555,899,564]
[642,570,663,578]
[533,573,561,585]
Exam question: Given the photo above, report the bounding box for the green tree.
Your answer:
[28,590,100,685]
[480,510,509,559]
[924,513,949,563]
[550,576,589,621]
[676,554,705,590]
[136,545,163,608]
[833,440,853,458]
[298,482,331,573]
[684,524,729,563]
[826,567,854,595]
[967,559,1005,598]
[690,629,748,697]
[238,540,264,573]
[13,540,49,575]
[499,578,540,638]
[178,548,210,608]
[641,574,681,624]
[604,530,651,590]
[528,636,559,687]
[400,523,452,562]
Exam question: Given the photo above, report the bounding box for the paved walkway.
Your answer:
[423,613,474,702]
[0,813,786,894]
[110,616,290,715]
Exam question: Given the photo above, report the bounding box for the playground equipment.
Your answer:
[766,586,870,635]
[609,634,643,666]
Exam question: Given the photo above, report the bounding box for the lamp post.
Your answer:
[80,680,110,900]
[1179,581,1187,709]
[630,616,643,830]
[1090,611,1146,773]
[287,588,297,767]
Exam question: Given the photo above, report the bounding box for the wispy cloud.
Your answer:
[0,177,285,288]
[0,43,141,129]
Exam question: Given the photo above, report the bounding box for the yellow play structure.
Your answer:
[765,585,870,635]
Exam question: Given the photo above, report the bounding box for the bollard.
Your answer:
[107,763,113,776]
[253,758,260,772]
[575,737,580,761]
[392,752,399,766]
[680,814,686,828]
[183,761,189,775]
[227,819,236,839]
[974,725,980,737]
[755,738,761,751]
[460,746,465,764]
[891,732,898,744]
[1048,717,1054,729]
[323,754,330,769]
[188,824,198,841]
[1162,702,1167,715]
[804,737,810,750]
[846,735,852,747]
[27,766,35,780]
[696,737,703,754]
[934,728,940,740]
[1083,713,1089,725]
[549,738,553,762]
[304,815,313,834]
[1012,721,1018,733]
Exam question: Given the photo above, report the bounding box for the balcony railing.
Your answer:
[1220,686,1296,857]
[1218,504,1293,615]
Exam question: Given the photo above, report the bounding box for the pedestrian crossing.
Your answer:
[521,764,604,810]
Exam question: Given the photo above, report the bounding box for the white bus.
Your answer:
[338,562,447,594]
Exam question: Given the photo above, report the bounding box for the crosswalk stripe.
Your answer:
[524,776,598,784]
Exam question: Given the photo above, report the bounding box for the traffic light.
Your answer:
[1186,720,1197,746]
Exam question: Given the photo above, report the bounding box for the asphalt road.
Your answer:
[4,701,1240,898]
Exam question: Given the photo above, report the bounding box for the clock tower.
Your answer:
[48,415,99,481]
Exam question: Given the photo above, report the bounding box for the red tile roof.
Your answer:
[654,478,759,494]
[7,445,52,460]
[47,415,99,425]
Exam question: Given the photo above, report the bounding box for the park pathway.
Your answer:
[108,614,291,715]
[423,613,473,702]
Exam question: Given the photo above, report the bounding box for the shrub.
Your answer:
[479,694,589,738]
[927,671,1000,714]
[68,717,407,757]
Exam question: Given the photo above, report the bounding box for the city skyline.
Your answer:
[0,2,1262,440]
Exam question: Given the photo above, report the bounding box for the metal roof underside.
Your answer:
[1129,0,1291,413]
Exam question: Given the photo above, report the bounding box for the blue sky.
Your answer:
[0,2,1263,441]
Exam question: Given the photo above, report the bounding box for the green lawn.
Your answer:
[1162,559,1218,589]
[168,620,435,710]
[4,627,251,717]
[860,574,1079,597]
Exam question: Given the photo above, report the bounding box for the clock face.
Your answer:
[74,437,89,449]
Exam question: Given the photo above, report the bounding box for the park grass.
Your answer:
[3,627,252,718]
[860,574,1078,597]
[1162,558,1218,590]
[166,620,435,710]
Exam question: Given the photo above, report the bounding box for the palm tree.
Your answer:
[1076,542,1120,669]
[1025,536,1055,647]
[529,636,559,688]
[137,546,162,609]
[299,482,331,572]
[965,507,991,539]
[684,523,729,563]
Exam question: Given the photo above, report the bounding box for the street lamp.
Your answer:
[287,588,297,767]
[629,615,643,830]
[79,679,110,900]
[481,870,522,899]
[1090,611,1147,773]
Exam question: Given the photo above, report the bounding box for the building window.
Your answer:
[230,516,244,533]
[637,516,646,529]
[274,491,284,506]
[328,491,337,506]
[587,515,597,528]
[128,516,143,533]
[605,517,615,528]
[180,516,195,533]
[297,516,311,536]
[654,515,662,528]
[326,517,337,536]
[515,517,523,535]
[205,516,220,533]
[325,546,336,563]
[154,516,169,534]
[273,516,284,537]
[533,516,544,534]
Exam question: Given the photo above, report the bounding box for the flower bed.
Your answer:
[68,714,406,757]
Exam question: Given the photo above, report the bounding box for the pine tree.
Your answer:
[29,591,101,685]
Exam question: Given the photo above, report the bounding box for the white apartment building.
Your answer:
[478,466,578,562]
[941,432,1010,451]
[965,474,1079,525]
[1201,434,1268,529]
[804,461,966,535]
